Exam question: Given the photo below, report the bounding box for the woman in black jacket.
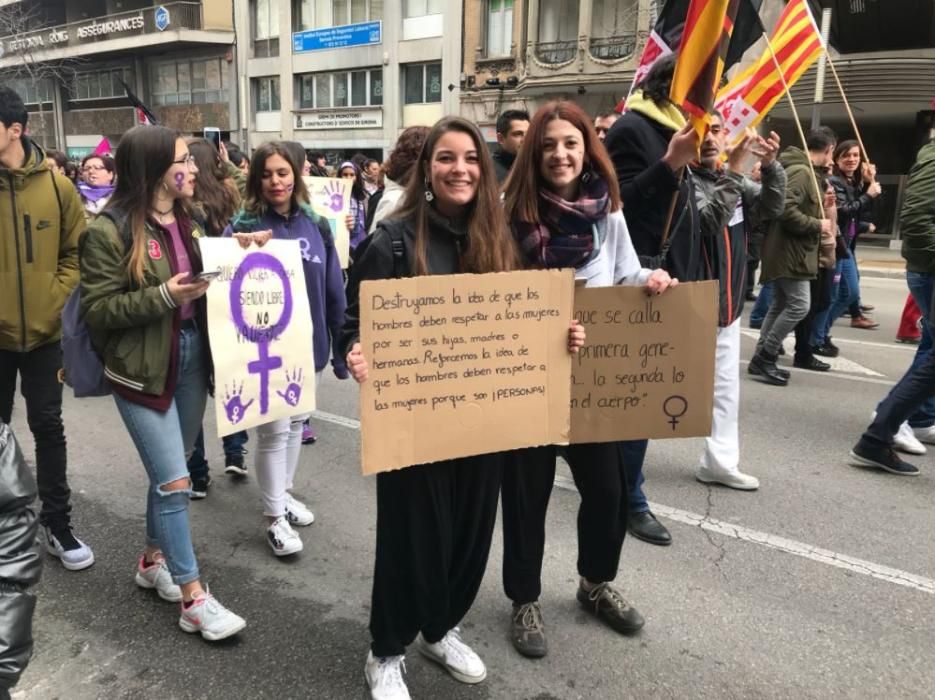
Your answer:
[341,116,582,700]
[813,140,882,353]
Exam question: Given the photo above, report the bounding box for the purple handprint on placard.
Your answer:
[224,381,254,424]
[318,181,345,213]
[276,367,304,407]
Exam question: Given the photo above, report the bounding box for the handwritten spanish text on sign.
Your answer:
[360,269,574,475]
[201,239,317,437]
[569,281,718,443]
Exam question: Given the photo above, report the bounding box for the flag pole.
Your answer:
[823,52,870,164]
[762,31,825,218]
[659,168,684,249]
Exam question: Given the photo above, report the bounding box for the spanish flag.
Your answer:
[715,0,823,144]
[669,0,744,139]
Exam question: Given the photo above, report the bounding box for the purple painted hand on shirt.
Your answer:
[224,382,254,424]
[276,367,304,407]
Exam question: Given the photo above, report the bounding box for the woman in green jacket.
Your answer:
[79,125,246,641]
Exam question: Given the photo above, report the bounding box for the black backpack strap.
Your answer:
[388,225,406,279]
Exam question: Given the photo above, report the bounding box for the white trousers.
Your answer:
[255,370,321,517]
[700,319,741,475]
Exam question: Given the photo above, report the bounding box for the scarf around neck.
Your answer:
[513,172,610,269]
[625,90,687,133]
[78,181,116,203]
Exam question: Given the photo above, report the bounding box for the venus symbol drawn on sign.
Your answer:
[229,252,294,416]
[663,395,688,431]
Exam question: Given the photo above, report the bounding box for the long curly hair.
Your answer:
[187,138,240,236]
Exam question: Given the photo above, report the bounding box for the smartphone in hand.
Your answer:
[190,270,221,282]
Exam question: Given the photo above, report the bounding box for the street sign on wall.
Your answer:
[292,20,382,53]
[295,109,383,130]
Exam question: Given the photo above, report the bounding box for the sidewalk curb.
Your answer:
[859,267,905,280]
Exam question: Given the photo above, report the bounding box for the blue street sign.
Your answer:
[292,20,382,53]
[154,6,171,32]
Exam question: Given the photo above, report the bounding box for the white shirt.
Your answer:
[573,209,651,288]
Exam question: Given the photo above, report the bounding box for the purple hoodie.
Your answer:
[225,205,348,376]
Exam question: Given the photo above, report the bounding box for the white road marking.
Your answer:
[313,411,935,595]
[740,329,885,376]
[739,360,895,387]
[554,476,935,596]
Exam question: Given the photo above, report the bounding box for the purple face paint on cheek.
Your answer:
[286,183,294,194]
[174,172,185,191]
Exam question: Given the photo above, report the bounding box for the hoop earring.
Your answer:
[424,179,434,202]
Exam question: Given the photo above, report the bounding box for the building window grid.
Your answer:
[294,0,383,30]
[10,78,54,105]
[486,0,514,57]
[298,69,383,110]
[404,0,443,17]
[256,76,281,112]
[403,63,442,105]
[253,0,279,57]
[151,58,229,106]
[72,68,134,101]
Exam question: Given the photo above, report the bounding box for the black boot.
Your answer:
[748,349,789,385]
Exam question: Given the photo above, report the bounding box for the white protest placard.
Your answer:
[200,238,316,436]
[304,176,352,269]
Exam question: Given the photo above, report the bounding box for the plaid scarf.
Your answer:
[513,172,610,269]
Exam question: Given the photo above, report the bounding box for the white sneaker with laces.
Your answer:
[134,555,182,602]
[871,411,927,455]
[911,424,935,446]
[695,465,759,491]
[267,516,303,556]
[285,492,315,526]
[45,526,95,571]
[364,650,410,700]
[416,628,486,684]
[178,589,246,641]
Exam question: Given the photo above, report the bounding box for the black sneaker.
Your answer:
[850,442,920,476]
[576,582,644,635]
[190,475,211,499]
[224,453,248,477]
[748,351,789,386]
[813,339,840,358]
[511,602,547,658]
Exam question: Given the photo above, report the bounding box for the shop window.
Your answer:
[403,63,441,105]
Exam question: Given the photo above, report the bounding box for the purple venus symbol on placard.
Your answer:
[229,252,294,415]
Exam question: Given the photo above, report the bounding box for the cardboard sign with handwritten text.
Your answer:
[200,238,317,437]
[304,176,352,269]
[570,281,718,443]
[360,269,574,475]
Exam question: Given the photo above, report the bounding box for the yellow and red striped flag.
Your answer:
[715,0,823,143]
[669,0,744,140]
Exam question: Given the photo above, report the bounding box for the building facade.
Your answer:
[460,0,653,144]
[234,0,462,166]
[0,0,236,159]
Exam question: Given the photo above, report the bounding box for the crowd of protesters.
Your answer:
[1,51,932,698]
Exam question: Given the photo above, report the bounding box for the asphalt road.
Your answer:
[9,275,935,700]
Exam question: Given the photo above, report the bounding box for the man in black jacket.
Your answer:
[492,109,529,184]
[605,54,700,546]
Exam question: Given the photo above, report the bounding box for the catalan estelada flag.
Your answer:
[669,0,745,140]
[715,0,823,143]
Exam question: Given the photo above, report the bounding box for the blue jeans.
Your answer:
[619,439,649,513]
[876,272,935,428]
[813,255,860,347]
[186,428,248,480]
[864,276,935,444]
[749,281,773,326]
[113,327,207,585]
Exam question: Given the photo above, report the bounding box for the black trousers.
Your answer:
[369,452,503,657]
[794,267,835,360]
[501,442,629,606]
[0,341,71,529]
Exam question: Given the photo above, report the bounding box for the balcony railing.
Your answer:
[535,40,577,64]
[589,34,637,61]
[0,2,203,57]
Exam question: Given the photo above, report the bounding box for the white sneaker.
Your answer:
[912,424,935,445]
[134,555,182,602]
[871,411,927,454]
[179,588,246,641]
[285,492,315,526]
[364,650,410,700]
[695,465,760,491]
[416,628,486,684]
[266,517,303,556]
[45,526,95,571]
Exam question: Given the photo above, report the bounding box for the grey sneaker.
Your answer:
[511,601,547,658]
[179,589,246,641]
[134,555,182,602]
[45,526,95,571]
[576,582,645,634]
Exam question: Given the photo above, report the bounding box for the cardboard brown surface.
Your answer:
[569,281,718,443]
[359,269,574,475]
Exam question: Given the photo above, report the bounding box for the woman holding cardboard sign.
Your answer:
[80,125,246,641]
[341,116,584,700]
[500,100,676,659]
[224,142,348,558]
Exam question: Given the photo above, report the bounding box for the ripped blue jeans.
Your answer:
[113,327,207,584]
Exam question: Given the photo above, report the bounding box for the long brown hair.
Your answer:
[188,138,240,236]
[504,100,621,225]
[394,116,518,276]
[108,125,185,283]
[244,141,310,215]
